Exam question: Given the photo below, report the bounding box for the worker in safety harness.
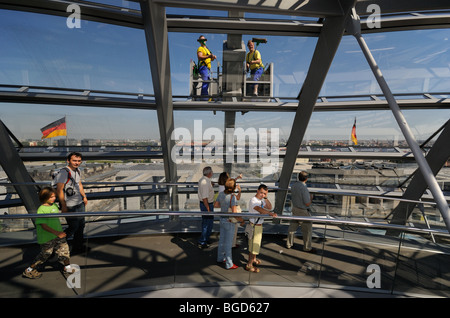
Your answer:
[196,35,217,99]
[246,39,264,96]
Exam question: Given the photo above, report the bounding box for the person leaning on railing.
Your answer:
[245,184,277,273]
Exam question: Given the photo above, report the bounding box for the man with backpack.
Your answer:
[54,152,88,255]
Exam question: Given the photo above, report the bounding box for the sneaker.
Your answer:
[22,268,42,279]
[197,243,209,249]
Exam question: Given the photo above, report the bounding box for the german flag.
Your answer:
[40,117,67,139]
[351,118,358,145]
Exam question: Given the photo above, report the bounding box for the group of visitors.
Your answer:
[23,154,315,279]
[197,166,315,273]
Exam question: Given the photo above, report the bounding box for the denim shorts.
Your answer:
[251,67,263,81]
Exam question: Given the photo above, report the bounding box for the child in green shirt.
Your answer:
[23,187,76,279]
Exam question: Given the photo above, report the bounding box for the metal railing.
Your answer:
[1,179,449,297]
[1,207,450,297]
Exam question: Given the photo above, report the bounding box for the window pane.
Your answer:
[323,29,450,95]
[0,103,159,144]
[0,9,152,93]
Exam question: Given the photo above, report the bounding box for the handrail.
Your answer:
[0,180,445,206]
[1,210,449,238]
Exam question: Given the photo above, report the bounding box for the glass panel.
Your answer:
[0,9,152,93]
[304,110,449,144]
[0,103,159,143]
[166,7,228,18]
[90,0,141,10]
[323,29,450,95]
[318,226,399,293]
[394,232,450,296]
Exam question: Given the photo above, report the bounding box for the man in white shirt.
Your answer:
[198,166,215,248]
[245,184,277,272]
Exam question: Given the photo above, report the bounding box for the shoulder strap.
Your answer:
[62,167,71,185]
[63,167,80,185]
[198,46,211,66]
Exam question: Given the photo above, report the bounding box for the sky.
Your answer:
[0,4,449,143]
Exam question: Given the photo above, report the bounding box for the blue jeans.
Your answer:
[217,218,235,268]
[199,65,210,98]
[64,203,86,250]
[198,201,214,245]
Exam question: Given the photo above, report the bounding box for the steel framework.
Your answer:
[0,0,449,231]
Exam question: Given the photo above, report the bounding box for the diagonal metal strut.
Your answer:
[346,8,450,233]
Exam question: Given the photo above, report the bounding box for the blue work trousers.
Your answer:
[199,65,211,98]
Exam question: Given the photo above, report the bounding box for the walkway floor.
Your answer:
[1,221,450,298]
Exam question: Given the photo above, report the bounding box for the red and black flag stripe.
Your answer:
[40,117,67,139]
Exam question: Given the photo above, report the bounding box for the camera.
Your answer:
[65,187,75,197]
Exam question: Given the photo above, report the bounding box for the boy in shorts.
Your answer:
[246,184,277,272]
[23,187,75,279]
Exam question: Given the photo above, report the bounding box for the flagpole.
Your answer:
[65,115,68,146]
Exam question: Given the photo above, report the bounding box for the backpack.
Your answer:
[51,167,78,189]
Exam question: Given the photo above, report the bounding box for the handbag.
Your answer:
[244,217,261,239]
[227,194,241,223]
[244,223,254,239]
